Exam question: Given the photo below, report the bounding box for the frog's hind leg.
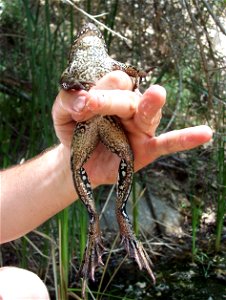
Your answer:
[99,116,155,283]
[71,117,105,297]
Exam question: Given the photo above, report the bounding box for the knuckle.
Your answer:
[107,71,132,90]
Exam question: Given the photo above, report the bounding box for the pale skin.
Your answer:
[1,71,213,242]
[0,71,212,298]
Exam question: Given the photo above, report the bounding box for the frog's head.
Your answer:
[60,69,87,91]
[78,23,102,38]
[72,22,107,52]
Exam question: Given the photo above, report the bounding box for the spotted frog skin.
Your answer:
[60,23,155,297]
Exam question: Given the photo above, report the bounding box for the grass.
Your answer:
[0,0,225,299]
[215,105,226,252]
[58,208,69,300]
[191,194,202,259]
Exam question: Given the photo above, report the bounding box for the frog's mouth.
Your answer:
[59,77,85,91]
[60,73,96,91]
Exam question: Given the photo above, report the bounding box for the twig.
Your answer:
[23,235,50,259]
[202,0,226,36]
[163,65,183,133]
[99,184,115,220]
[62,0,128,41]
[140,171,163,235]
[162,15,183,133]
[184,0,213,109]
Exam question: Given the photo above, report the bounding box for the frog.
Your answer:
[60,22,155,297]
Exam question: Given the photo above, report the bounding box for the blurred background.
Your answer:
[0,1,225,299]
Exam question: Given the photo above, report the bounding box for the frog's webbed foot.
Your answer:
[79,235,105,281]
[80,234,105,299]
[121,235,155,283]
[111,61,146,89]
[71,117,104,298]
[98,116,155,282]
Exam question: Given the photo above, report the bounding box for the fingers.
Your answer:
[134,125,212,171]
[53,89,92,124]
[53,71,135,123]
[92,70,134,90]
[86,70,138,119]
[134,85,166,136]
[87,89,139,119]
[150,125,213,159]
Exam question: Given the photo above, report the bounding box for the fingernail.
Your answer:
[87,91,105,111]
[72,96,86,112]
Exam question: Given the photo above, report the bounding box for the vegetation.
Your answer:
[0,0,225,299]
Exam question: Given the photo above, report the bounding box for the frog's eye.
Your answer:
[61,82,69,90]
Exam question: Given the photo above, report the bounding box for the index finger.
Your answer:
[86,70,139,119]
[93,70,134,90]
[55,70,139,122]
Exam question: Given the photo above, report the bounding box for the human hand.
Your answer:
[52,70,212,187]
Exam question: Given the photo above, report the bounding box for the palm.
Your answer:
[53,72,212,189]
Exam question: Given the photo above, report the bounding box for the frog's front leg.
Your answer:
[71,117,105,297]
[99,116,155,282]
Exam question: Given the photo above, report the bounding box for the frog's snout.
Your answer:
[60,73,84,91]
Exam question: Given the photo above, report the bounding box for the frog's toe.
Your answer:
[121,235,156,283]
[79,236,105,282]
[79,236,105,298]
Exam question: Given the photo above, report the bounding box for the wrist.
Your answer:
[50,144,78,205]
[1,144,78,243]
